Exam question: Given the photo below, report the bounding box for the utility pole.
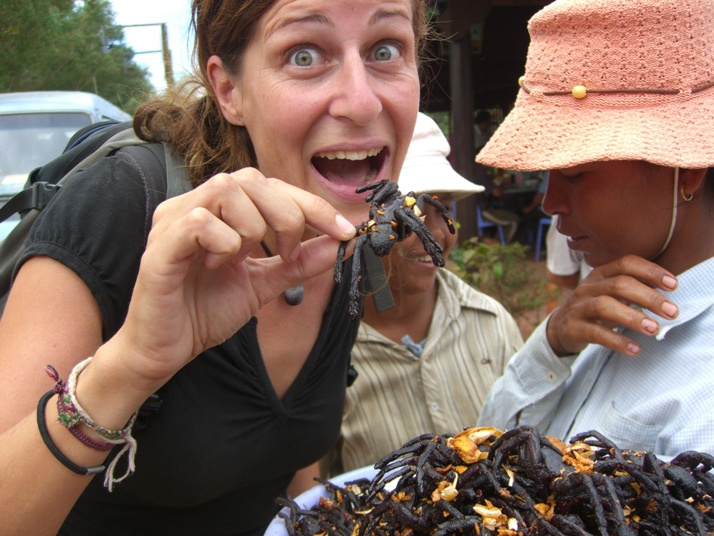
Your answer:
[119,23,174,88]
[161,23,174,87]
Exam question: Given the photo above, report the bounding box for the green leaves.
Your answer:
[0,0,154,113]
[449,237,559,323]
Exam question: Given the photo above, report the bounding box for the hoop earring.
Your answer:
[680,186,693,202]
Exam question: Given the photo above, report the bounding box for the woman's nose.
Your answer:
[542,174,567,216]
[424,205,450,241]
[328,52,382,126]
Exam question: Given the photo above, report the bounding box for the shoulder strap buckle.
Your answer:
[31,182,62,211]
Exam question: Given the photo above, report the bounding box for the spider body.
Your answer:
[334,179,456,318]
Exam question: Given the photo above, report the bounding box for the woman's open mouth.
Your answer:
[311,147,388,199]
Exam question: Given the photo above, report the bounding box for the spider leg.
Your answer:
[395,207,445,266]
[359,180,400,205]
[355,179,384,195]
[417,193,456,234]
[334,240,349,284]
[334,223,367,284]
[347,233,370,318]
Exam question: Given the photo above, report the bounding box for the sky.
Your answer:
[109,0,195,91]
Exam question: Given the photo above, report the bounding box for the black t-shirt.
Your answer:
[19,149,360,535]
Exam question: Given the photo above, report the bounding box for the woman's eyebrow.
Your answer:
[273,13,333,35]
[371,8,411,26]
[270,7,410,37]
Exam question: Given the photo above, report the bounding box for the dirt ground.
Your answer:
[514,257,571,341]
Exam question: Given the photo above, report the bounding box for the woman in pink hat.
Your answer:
[477,0,714,456]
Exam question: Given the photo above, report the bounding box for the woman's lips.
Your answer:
[405,251,442,266]
[311,147,388,203]
[566,235,588,250]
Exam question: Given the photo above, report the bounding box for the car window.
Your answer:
[0,112,91,197]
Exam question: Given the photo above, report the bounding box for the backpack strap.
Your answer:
[0,182,58,224]
[120,143,192,199]
[163,144,192,198]
[0,134,191,315]
[0,125,149,221]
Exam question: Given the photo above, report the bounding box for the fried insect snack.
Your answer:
[278,425,714,535]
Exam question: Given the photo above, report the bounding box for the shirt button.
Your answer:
[546,370,558,383]
[430,402,440,412]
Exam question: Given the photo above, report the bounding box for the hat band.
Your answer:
[520,79,714,99]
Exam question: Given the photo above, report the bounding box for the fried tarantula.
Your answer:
[334,179,455,318]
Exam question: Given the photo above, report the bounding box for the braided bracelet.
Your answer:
[47,360,137,441]
[37,390,106,475]
[56,393,114,451]
[44,359,139,491]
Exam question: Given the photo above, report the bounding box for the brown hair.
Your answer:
[133,0,429,186]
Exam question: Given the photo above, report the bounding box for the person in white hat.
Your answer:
[333,113,523,474]
[477,0,714,457]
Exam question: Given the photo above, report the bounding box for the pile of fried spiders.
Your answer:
[277,425,714,535]
[334,179,455,318]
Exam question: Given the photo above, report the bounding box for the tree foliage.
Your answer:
[0,0,154,113]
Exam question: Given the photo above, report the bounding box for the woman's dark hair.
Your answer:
[134,0,430,186]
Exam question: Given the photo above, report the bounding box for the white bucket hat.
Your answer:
[399,113,484,201]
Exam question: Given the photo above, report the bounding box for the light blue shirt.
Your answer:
[478,256,714,457]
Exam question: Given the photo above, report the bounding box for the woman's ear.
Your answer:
[680,168,708,198]
[207,55,245,126]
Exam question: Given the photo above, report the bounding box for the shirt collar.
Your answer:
[436,269,502,320]
[654,256,714,340]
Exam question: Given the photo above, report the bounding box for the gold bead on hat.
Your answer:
[572,85,587,99]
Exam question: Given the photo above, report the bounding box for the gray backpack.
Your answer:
[0,121,191,314]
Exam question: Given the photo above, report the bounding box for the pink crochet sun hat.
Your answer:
[476,0,714,171]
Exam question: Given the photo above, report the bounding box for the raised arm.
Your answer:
[0,168,355,535]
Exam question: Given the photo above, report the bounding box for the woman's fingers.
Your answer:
[156,169,356,263]
[222,170,356,260]
[547,255,679,356]
[150,168,356,268]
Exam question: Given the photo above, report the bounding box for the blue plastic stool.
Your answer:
[476,205,506,244]
[534,216,552,262]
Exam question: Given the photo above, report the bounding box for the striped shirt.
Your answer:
[479,255,714,457]
[339,269,523,472]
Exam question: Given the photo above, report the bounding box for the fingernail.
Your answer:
[336,214,355,235]
[662,301,678,318]
[290,242,301,262]
[662,275,677,289]
[627,343,640,355]
[642,319,658,334]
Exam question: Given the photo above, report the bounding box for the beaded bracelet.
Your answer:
[56,392,114,451]
[46,360,137,441]
[43,358,139,491]
[37,390,106,475]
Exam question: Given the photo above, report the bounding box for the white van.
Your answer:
[0,91,131,240]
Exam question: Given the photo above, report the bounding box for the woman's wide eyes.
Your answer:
[288,43,401,66]
[373,44,400,61]
[289,48,323,67]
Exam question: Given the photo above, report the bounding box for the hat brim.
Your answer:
[398,161,484,202]
[477,87,714,171]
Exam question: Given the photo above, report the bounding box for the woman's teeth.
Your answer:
[315,147,383,161]
[414,255,433,262]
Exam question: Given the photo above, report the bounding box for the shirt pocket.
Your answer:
[597,400,663,452]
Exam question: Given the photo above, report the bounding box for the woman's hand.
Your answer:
[108,168,356,392]
[546,255,679,357]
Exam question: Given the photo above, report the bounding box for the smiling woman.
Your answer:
[333,113,524,476]
[0,0,429,535]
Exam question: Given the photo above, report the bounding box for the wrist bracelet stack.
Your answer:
[37,390,106,475]
[39,358,139,491]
